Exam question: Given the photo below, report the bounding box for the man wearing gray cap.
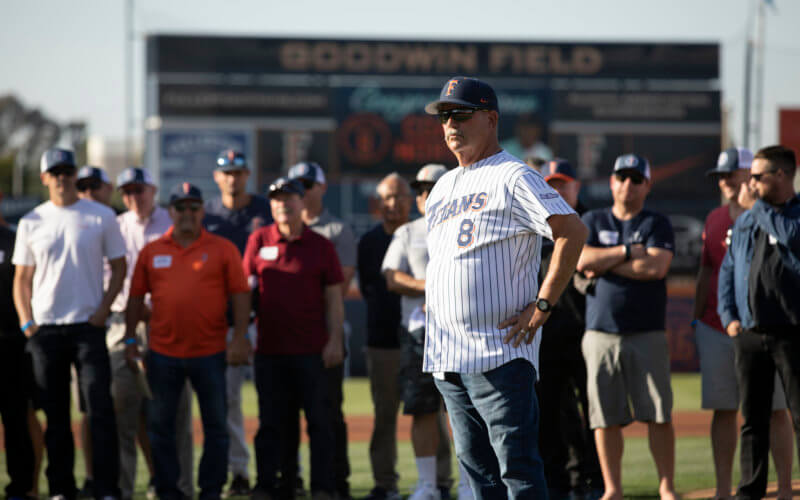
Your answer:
[77,166,114,207]
[13,148,127,499]
[692,148,793,500]
[577,154,677,500]
[381,164,466,500]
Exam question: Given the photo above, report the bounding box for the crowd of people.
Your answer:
[0,75,799,500]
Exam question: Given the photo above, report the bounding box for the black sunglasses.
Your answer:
[49,166,76,177]
[750,169,779,182]
[77,178,102,191]
[437,108,485,124]
[614,171,645,185]
[173,203,202,213]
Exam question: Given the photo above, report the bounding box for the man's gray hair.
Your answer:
[377,172,411,195]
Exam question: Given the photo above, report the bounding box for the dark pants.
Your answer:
[0,335,35,497]
[536,332,602,495]
[434,359,548,500]
[26,323,120,499]
[734,329,800,500]
[254,354,334,498]
[281,362,350,498]
[146,350,229,500]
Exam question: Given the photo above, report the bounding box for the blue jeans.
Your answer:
[253,353,335,496]
[434,359,548,500]
[146,351,228,500]
[26,323,120,499]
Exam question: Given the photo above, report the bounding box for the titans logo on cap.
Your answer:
[717,152,728,167]
[446,79,459,96]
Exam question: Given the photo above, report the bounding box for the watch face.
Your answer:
[536,298,551,312]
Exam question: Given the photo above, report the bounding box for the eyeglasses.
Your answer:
[437,108,484,124]
[173,203,202,213]
[48,166,76,177]
[614,171,645,185]
[121,185,145,195]
[750,169,779,182]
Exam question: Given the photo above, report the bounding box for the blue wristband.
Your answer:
[123,337,137,346]
[20,320,34,333]
[691,319,698,327]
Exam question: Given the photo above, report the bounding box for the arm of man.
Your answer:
[692,265,713,321]
[124,294,145,370]
[501,213,588,347]
[384,269,425,297]
[227,291,253,365]
[12,264,37,337]
[341,266,356,295]
[576,244,627,277]
[89,256,126,327]
[322,284,345,368]
[717,248,741,337]
[609,247,673,281]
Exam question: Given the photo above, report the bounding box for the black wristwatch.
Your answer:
[535,298,552,313]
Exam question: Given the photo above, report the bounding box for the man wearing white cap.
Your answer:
[382,164,468,500]
[693,148,793,499]
[13,148,126,499]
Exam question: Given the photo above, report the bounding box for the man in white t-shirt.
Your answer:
[13,148,127,500]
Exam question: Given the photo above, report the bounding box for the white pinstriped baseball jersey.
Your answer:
[422,150,576,374]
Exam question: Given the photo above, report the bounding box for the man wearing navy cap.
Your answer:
[245,177,344,500]
[422,77,587,500]
[536,160,602,500]
[204,149,271,497]
[286,161,356,499]
[577,154,677,500]
[126,182,251,500]
[693,148,793,499]
[77,166,114,207]
[13,148,127,500]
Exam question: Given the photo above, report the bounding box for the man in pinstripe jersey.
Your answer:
[422,77,588,499]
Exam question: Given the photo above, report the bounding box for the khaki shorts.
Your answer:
[582,329,673,429]
[695,320,787,410]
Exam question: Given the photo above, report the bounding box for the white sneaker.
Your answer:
[408,483,441,500]
[456,483,474,500]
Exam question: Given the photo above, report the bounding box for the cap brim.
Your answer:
[544,173,576,183]
[118,181,153,189]
[216,165,249,172]
[268,188,303,198]
[45,162,76,172]
[424,98,485,115]
[410,180,436,190]
[170,196,202,204]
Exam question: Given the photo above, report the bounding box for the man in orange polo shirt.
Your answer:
[125,182,252,500]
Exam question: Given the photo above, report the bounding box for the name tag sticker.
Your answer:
[598,230,619,246]
[153,255,172,269]
[259,246,279,261]
[769,234,778,246]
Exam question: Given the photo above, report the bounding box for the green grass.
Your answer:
[6,373,799,498]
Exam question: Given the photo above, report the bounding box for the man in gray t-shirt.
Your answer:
[286,162,356,499]
[382,164,469,500]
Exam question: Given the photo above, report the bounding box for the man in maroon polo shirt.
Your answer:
[244,177,345,500]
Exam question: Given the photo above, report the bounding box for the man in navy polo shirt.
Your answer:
[204,149,272,497]
[577,154,677,500]
[244,177,344,500]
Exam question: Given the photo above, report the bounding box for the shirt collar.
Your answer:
[268,223,311,243]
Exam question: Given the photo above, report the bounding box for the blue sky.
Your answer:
[3,0,799,147]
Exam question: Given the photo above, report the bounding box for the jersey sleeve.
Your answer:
[646,213,675,252]
[322,239,344,286]
[223,241,250,294]
[129,245,151,297]
[511,170,576,241]
[103,211,127,260]
[11,218,34,266]
[381,225,410,274]
[334,223,358,269]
